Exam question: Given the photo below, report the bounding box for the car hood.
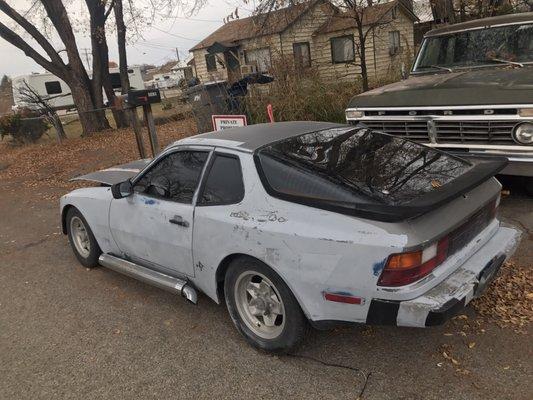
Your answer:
[348,67,533,108]
[71,159,151,186]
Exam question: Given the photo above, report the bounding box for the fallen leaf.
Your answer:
[468,342,476,349]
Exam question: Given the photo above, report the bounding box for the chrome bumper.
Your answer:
[425,146,533,177]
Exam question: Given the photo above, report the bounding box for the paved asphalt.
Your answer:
[0,178,531,400]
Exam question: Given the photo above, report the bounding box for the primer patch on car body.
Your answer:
[372,259,387,276]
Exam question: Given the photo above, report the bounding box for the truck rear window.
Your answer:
[256,127,472,208]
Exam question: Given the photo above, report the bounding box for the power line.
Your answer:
[154,12,222,23]
[149,26,201,42]
[137,41,177,50]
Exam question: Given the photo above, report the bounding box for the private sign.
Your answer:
[212,115,247,131]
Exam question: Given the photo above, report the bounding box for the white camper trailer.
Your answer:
[12,66,145,111]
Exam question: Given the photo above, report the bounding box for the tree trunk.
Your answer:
[49,114,66,143]
[114,0,131,95]
[357,25,369,92]
[41,0,110,135]
[114,0,141,136]
[68,76,110,135]
[87,0,128,129]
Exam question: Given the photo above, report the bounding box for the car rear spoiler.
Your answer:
[295,157,508,222]
[70,159,151,186]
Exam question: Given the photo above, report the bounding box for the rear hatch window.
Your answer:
[255,127,506,221]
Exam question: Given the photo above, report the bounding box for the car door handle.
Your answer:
[169,215,189,228]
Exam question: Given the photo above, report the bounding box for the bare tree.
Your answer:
[86,0,129,128]
[0,0,109,135]
[18,80,67,144]
[336,0,405,91]
[430,0,531,22]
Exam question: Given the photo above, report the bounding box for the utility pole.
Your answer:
[175,47,180,62]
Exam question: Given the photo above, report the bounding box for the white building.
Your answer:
[12,66,145,111]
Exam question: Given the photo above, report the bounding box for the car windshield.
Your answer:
[256,127,472,207]
[414,23,533,72]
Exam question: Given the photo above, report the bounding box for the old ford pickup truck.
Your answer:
[345,13,533,194]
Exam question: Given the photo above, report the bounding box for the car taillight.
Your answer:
[378,237,449,287]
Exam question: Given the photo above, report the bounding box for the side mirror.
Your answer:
[111,180,133,199]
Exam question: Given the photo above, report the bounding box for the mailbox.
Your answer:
[127,89,161,106]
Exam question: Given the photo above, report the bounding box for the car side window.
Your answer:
[199,154,244,206]
[134,150,208,203]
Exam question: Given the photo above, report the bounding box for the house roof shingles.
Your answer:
[315,1,418,35]
[189,1,318,51]
[190,1,418,52]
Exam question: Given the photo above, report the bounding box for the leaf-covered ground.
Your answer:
[0,119,197,196]
[473,261,532,332]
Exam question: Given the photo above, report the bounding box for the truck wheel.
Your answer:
[224,256,308,353]
[66,208,101,268]
[525,178,533,197]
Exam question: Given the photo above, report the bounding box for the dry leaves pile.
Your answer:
[0,119,197,194]
[472,261,532,332]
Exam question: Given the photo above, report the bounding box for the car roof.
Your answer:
[171,121,346,152]
[426,12,533,37]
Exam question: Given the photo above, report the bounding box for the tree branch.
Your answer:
[40,0,89,81]
[104,0,116,21]
[0,21,65,78]
[0,0,65,67]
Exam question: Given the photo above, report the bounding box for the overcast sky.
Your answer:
[0,0,254,78]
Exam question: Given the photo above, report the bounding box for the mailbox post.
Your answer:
[126,89,162,157]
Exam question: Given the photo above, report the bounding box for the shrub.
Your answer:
[244,56,363,124]
[161,101,174,110]
[0,110,48,145]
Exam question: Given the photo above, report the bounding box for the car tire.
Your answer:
[66,207,101,268]
[224,256,308,353]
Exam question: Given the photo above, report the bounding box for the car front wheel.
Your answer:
[66,207,101,268]
[224,257,308,353]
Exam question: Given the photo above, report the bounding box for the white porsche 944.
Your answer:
[60,122,520,352]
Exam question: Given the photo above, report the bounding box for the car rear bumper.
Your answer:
[365,225,521,327]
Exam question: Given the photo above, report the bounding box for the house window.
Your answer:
[205,53,217,72]
[293,42,311,68]
[245,48,272,72]
[330,35,355,63]
[45,81,62,95]
[389,31,401,55]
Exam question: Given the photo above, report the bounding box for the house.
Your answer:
[144,59,194,89]
[189,0,418,85]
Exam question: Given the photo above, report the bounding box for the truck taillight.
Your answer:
[378,237,449,287]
